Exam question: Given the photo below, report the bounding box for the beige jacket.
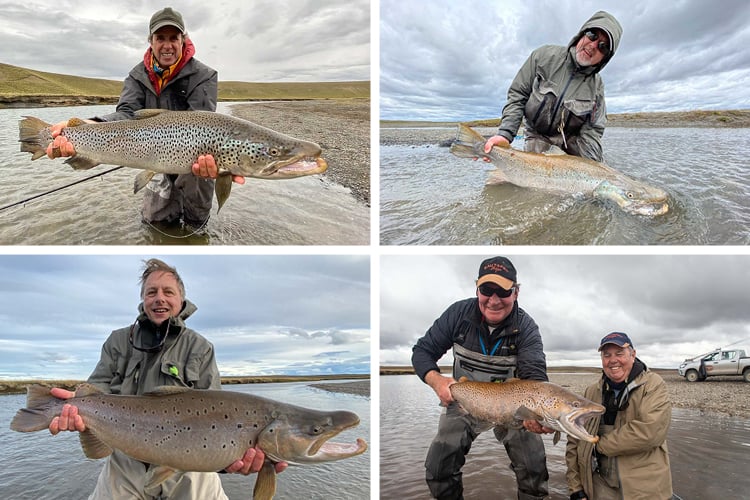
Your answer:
[565,368,673,499]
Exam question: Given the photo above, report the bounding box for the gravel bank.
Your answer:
[309,380,370,397]
[230,99,370,206]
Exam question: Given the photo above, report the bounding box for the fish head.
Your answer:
[593,180,669,216]
[536,394,605,444]
[256,408,367,465]
[235,133,327,179]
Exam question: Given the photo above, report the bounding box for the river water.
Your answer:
[380,127,750,245]
[1,381,370,499]
[0,104,368,245]
[380,375,750,500]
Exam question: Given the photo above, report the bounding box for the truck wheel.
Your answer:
[743,369,750,383]
[685,370,700,382]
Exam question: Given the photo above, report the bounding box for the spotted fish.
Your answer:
[10,384,367,499]
[450,123,669,216]
[18,109,328,211]
[449,377,604,444]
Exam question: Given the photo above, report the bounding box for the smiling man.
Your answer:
[565,332,674,500]
[483,11,623,162]
[411,256,551,500]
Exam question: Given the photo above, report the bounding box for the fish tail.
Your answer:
[449,123,487,159]
[10,384,61,432]
[18,116,54,161]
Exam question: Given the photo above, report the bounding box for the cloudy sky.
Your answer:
[0,0,369,82]
[380,0,750,121]
[380,254,750,370]
[0,254,370,380]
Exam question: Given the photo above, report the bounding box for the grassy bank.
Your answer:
[0,62,369,107]
[0,374,369,396]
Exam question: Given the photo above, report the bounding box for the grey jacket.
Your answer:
[411,298,547,382]
[87,299,221,395]
[497,11,623,161]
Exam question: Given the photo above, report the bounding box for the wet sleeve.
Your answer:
[498,51,536,142]
[94,75,144,122]
[411,305,460,382]
[514,317,548,382]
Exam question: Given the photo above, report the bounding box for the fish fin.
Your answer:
[79,430,113,459]
[134,109,169,120]
[144,465,177,491]
[64,155,100,170]
[541,145,567,156]
[553,431,561,445]
[215,174,233,212]
[18,116,53,160]
[134,170,156,193]
[457,376,470,383]
[514,405,542,422]
[9,384,58,432]
[66,117,87,127]
[485,168,510,185]
[75,383,104,397]
[450,123,487,159]
[252,462,277,500]
[143,386,192,396]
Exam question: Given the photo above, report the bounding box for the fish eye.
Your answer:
[268,147,280,156]
[572,401,580,408]
[311,425,323,434]
[626,192,634,199]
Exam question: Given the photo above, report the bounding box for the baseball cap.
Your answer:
[598,332,634,351]
[476,256,516,290]
[150,7,185,36]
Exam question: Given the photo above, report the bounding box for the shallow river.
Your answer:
[380,127,750,245]
[1,381,370,499]
[380,375,749,499]
[0,104,368,245]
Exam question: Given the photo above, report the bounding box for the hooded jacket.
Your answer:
[411,297,547,383]
[87,298,221,395]
[565,366,673,499]
[497,11,623,161]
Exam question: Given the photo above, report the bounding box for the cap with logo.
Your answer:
[476,256,517,291]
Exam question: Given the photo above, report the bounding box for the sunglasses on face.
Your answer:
[478,283,516,299]
[584,30,609,54]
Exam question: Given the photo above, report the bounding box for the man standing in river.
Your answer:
[412,256,553,500]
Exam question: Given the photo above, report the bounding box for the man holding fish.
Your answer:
[484,11,623,163]
[48,258,286,499]
[45,7,242,227]
[412,256,553,500]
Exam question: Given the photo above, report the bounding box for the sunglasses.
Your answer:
[478,283,516,299]
[584,30,609,54]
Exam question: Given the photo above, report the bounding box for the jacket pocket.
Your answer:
[561,99,596,132]
[160,359,189,387]
[526,74,558,130]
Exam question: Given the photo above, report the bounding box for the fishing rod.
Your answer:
[0,166,123,212]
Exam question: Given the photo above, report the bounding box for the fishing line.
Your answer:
[0,166,123,212]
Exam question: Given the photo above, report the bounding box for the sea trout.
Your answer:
[450,124,669,216]
[449,378,604,444]
[18,109,328,211]
[11,384,367,499]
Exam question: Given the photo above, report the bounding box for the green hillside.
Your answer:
[0,62,369,106]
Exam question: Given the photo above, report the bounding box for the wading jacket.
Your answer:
[497,11,623,161]
[87,298,220,395]
[411,298,547,383]
[565,367,673,499]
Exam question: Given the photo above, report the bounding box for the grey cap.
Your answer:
[149,7,185,35]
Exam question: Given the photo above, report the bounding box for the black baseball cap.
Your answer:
[476,256,517,290]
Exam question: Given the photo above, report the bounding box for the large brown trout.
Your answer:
[450,378,604,444]
[450,124,669,216]
[11,384,367,499]
[18,109,328,211]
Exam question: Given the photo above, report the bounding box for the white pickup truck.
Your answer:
[678,348,750,382]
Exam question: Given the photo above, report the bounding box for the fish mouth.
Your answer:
[260,156,328,178]
[623,201,669,216]
[559,406,605,443]
[305,418,367,461]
